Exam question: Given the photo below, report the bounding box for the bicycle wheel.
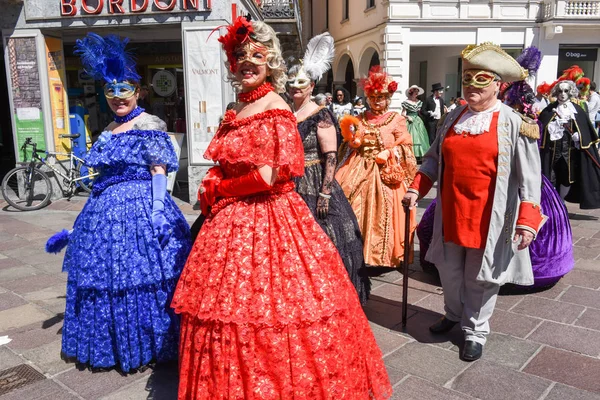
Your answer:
[1,166,52,211]
[76,162,96,193]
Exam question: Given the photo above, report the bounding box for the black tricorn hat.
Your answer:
[431,83,444,92]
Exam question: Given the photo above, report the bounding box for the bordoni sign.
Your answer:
[57,0,211,17]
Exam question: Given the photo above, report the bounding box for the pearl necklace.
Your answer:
[293,99,312,116]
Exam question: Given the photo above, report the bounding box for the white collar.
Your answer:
[453,101,501,136]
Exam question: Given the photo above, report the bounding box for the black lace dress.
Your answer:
[295,107,370,304]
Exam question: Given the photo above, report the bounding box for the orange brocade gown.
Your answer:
[171,109,392,400]
[336,111,418,268]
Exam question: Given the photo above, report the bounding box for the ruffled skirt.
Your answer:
[61,179,191,372]
[172,190,391,400]
[336,153,416,268]
[406,113,430,158]
[295,163,370,304]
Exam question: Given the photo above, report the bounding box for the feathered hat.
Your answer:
[462,42,528,83]
[360,65,398,96]
[74,33,140,84]
[503,46,541,111]
[287,32,335,88]
[216,14,257,73]
[551,65,590,97]
[302,33,335,81]
[536,82,552,96]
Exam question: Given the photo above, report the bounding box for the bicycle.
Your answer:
[1,134,99,211]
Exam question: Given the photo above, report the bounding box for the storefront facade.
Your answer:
[324,0,600,110]
[1,0,262,201]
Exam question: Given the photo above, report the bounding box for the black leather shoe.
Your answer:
[429,317,458,334]
[461,340,483,362]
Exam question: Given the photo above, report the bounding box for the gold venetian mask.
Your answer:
[462,69,497,88]
[233,41,270,67]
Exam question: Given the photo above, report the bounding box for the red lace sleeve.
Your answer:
[204,109,304,177]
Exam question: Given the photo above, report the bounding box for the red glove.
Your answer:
[216,169,273,198]
[199,167,223,215]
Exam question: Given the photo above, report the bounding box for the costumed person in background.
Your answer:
[45,33,191,373]
[353,96,367,116]
[421,82,446,144]
[418,46,574,289]
[336,66,418,270]
[404,43,546,362]
[539,80,600,209]
[532,82,551,114]
[171,16,391,399]
[332,86,353,120]
[287,33,370,304]
[402,85,430,160]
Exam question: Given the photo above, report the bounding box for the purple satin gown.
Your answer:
[417,175,574,287]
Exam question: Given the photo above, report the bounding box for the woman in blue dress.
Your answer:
[46,34,191,373]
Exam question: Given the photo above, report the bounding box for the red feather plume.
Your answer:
[217,15,255,72]
[360,66,397,96]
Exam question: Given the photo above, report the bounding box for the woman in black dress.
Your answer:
[287,33,369,304]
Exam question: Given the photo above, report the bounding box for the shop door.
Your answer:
[147,66,186,133]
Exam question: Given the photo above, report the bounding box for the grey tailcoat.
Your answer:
[419,103,543,286]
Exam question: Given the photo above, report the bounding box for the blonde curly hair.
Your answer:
[225,21,287,93]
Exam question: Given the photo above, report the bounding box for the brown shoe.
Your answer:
[429,316,458,334]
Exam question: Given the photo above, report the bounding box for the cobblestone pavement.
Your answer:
[1,188,600,399]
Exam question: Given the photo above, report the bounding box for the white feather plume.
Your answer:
[302,33,335,82]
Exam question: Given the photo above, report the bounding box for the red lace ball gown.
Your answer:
[172,109,392,400]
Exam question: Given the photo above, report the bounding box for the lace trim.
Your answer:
[362,111,398,128]
[110,129,171,140]
[209,181,295,216]
[92,171,152,195]
[220,108,295,129]
[296,106,326,123]
[453,101,501,136]
[179,305,354,330]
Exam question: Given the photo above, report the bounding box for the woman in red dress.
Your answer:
[171,17,392,400]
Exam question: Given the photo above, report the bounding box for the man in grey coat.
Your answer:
[403,43,546,362]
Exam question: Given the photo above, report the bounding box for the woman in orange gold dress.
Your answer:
[336,66,417,269]
[171,17,391,400]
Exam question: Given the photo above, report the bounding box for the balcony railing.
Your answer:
[260,0,303,48]
[543,0,600,19]
[261,0,295,18]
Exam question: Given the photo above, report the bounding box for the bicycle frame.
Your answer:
[39,151,98,184]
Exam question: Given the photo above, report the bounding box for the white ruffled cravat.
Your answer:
[453,101,502,136]
[548,101,578,142]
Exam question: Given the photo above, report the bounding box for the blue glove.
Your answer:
[151,174,171,248]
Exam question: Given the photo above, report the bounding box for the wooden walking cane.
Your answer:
[401,204,411,328]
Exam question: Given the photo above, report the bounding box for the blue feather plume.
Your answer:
[74,33,140,84]
[46,229,71,254]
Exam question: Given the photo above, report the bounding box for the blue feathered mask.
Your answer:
[74,33,140,84]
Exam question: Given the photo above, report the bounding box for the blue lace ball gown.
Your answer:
[61,114,192,372]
